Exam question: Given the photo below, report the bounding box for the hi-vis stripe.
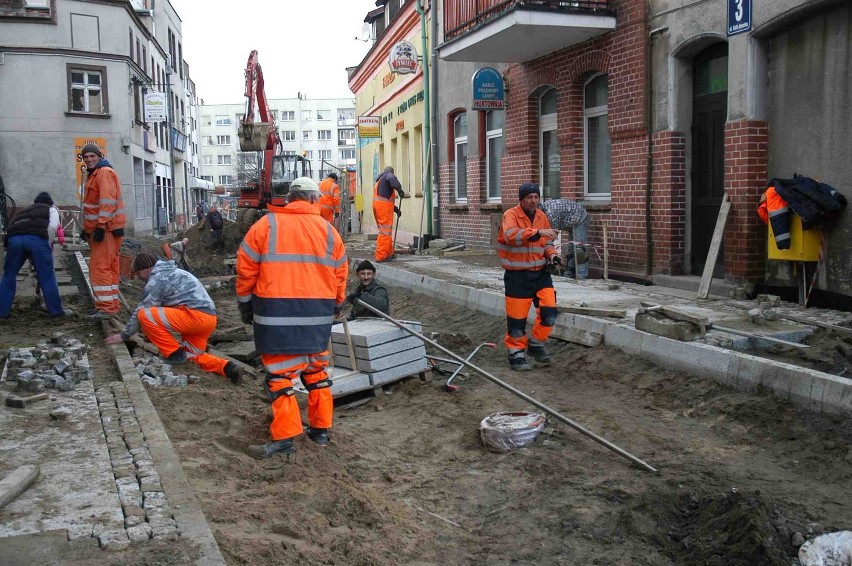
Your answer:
[264,352,330,374]
[181,340,205,359]
[238,215,345,268]
[502,227,525,246]
[93,284,120,300]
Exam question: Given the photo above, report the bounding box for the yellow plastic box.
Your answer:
[767,213,822,261]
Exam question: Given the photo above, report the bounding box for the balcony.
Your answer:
[440,0,616,63]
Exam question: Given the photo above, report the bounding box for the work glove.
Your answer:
[92,227,105,242]
[394,206,401,216]
[237,302,254,324]
[346,292,359,304]
[397,189,406,199]
[549,255,563,266]
[80,231,89,242]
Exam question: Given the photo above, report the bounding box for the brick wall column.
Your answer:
[724,120,768,282]
[651,130,686,274]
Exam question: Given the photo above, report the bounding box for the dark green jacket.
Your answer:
[347,279,389,320]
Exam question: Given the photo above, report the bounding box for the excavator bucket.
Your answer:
[238,122,273,152]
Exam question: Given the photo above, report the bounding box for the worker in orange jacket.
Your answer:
[237,177,349,459]
[318,172,341,224]
[497,183,560,371]
[80,144,126,318]
[373,166,405,262]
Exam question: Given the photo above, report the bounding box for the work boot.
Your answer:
[164,349,188,365]
[246,438,296,460]
[51,308,75,319]
[224,361,243,385]
[527,343,552,366]
[305,427,330,447]
[508,352,532,372]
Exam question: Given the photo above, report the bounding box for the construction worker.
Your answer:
[373,166,405,262]
[206,204,225,252]
[104,251,243,384]
[80,143,125,319]
[346,260,389,320]
[0,192,72,320]
[169,237,191,271]
[497,183,561,371]
[237,177,348,459]
[539,198,590,279]
[318,172,341,224]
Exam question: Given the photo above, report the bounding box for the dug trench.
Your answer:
[134,281,851,565]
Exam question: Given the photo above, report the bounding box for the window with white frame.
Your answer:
[303,130,313,141]
[215,115,230,126]
[282,130,296,141]
[217,154,231,165]
[317,109,330,120]
[318,150,332,160]
[283,150,296,156]
[584,74,611,198]
[202,155,213,165]
[338,128,355,142]
[203,136,213,146]
[68,66,107,114]
[218,175,233,185]
[281,110,295,121]
[302,110,312,121]
[318,129,332,140]
[201,115,212,126]
[486,110,504,200]
[216,135,231,145]
[538,87,559,199]
[453,113,468,200]
[340,148,356,161]
[201,175,213,182]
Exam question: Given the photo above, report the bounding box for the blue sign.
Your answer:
[727,0,752,36]
[472,67,504,111]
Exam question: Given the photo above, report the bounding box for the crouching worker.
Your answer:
[236,177,348,459]
[346,260,389,320]
[104,251,242,384]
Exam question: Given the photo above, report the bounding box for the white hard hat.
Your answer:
[290,177,319,192]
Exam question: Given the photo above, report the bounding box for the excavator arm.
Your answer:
[238,50,281,154]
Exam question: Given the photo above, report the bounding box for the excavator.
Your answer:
[235,50,311,231]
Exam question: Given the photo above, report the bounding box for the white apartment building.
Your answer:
[198,97,356,190]
[0,0,201,235]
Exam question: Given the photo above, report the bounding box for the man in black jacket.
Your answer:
[206,205,225,252]
[346,260,389,320]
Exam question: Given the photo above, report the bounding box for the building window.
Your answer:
[538,87,559,199]
[68,65,108,114]
[283,150,296,156]
[303,130,313,141]
[318,129,332,140]
[340,148,356,161]
[338,128,355,142]
[338,108,355,125]
[317,109,330,120]
[218,175,233,185]
[217,154,231,165]
[584,74,611,198]
[202,115,211,126]
[453,113,468,200]
[216,135,231,145]
[201,175,213,183]
[318,150,332,160]
[302,110,312,121]
[202,155,213,165]
[203,136,213,146]
[282,130,296,141]
[304,150,314,159]
[486,110,503,201]
[281,111,295,121]
[215,115,231,126]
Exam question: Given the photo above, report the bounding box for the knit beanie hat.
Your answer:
[34,191,54,206]
[132,251,158,273]
[356,260,376,273]
[518,183,540,201]
[80,143,103,158]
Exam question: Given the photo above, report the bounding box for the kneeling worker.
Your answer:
[346,260,389,320]
[104,251,242,384]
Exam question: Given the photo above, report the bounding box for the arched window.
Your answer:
[453,112,468,200]
[584,74,611,198]
[485,110,504,200]
[538,88,559,198]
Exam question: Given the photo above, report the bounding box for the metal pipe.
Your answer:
[356,300,658,473]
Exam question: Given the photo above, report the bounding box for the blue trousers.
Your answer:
[0,234,63,318]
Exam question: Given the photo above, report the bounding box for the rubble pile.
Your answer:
[131,353,199,389]
[4,332,92,393]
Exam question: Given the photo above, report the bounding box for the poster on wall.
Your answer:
[74,137,107,199]
[358,115,381,138]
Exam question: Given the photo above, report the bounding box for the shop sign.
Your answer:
[388,40,418,75]
[74,137,107,197]
[727,0,752,36]
[471,67,504,110]
[357,115,381,138]
[143,92,167,122]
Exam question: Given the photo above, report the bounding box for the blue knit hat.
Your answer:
[518,183,540,201]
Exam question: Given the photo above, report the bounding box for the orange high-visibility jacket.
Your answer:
[236,201,348,355]
[83,164,126,233]
[318,178,341,218]
[497,205,556,271]
[757,186,791,249]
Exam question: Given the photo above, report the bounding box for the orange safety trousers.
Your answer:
[504,286,556,354]
[261,351,333,441]
[89,233,123,314]
[138,305,228,376]
[373,200,394,261]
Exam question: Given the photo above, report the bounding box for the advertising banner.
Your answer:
[144,92,167,122]
[358,116,381,138]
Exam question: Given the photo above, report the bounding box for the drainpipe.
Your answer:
[416,0,433,236]
[430,0,441,237]
[645,3,666,276]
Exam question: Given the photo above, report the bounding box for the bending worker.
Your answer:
[497,183,560,371]
[237,177,348,459]
[372,166,405,263]
[81,143,125,319]
[346,260,389,320]
[318,172,341,224]
[539,198,590,279]
[104,251,243,384]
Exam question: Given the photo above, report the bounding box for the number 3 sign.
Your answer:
[727,0,752,36]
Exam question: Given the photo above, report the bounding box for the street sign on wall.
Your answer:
[727,0,752,36]
[358,115,381,138]
[471,67,505,110]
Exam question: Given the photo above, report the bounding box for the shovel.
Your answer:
[392,197,402,253]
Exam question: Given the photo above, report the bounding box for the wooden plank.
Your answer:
[0,464,40,509]
[697,194,731,299]
[560,306,626,318]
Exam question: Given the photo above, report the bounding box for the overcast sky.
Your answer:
[168,0,378,104]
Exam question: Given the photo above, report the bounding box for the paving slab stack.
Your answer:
[318,319,428,397]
